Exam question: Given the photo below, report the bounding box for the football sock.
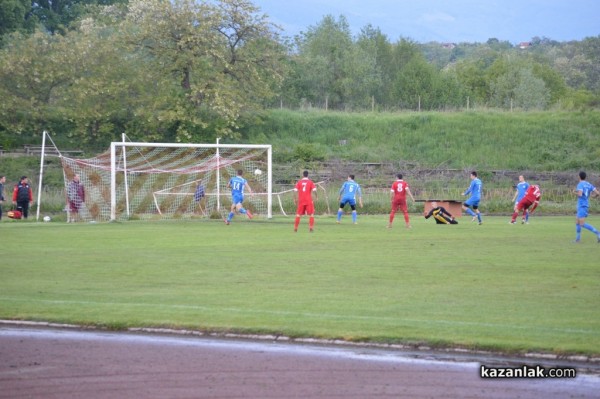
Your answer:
[294,216,300,230]
[477,213,482,223]
[227,212,234,222]
[583,223,599,234]
[389,212,395,224]
[511,211,518,222]
[239,208,247,214]
[309,216,314,229]
[337,210,343,221]
[576,224,582,241]
[465,208,475,217]
[352,210,357,223]
[403,212,410,224]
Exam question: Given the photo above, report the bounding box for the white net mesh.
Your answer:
[60,143,271,222]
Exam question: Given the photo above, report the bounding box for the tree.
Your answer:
[292,15,354,109]
[0,31,81,137]
[491,67,550,110]
[0,0,286,144]
[0,0,33,43]
[447,59,490,107]
[0,0,127,42]
[120,0,285,141]
[356,25,390,107]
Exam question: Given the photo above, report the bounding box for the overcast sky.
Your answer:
[251,0,600,43]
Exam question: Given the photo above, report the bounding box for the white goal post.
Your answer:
[39,132,334,222]
[109,140,273,221]
[49,135,272,222]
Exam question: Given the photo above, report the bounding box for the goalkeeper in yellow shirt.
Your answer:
[424,202,458,224]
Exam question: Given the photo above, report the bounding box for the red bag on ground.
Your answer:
[7,209,22,219]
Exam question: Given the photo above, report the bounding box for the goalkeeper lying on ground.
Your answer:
[424,202,458,224]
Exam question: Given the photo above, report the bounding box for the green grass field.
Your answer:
[1,214,599,356]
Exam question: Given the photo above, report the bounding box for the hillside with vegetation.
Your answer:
[245,109,600,171]
[1,0,599,150]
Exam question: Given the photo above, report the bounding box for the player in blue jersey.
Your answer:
[462,171,483,225]
[225,169,253,225]
[512,175,530,223]
[336,174,363,224]
[573,171,600,243]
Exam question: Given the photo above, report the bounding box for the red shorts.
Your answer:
[296,202,315,216]
[391,199,408,213]
[516,198,534,211]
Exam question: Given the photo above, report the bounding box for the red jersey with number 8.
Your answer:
[391,180,409,201]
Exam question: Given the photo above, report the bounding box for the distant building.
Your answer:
[518,42,531,49]
[442,43,456,49]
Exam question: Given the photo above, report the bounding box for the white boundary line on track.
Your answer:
[0,297,596,336]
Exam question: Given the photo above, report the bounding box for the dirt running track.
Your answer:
[1,326,599,399]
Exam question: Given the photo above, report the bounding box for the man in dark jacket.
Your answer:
[0,175,6,220]
[12,176,33,219]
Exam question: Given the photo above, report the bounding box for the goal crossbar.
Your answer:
[109,141,272,221]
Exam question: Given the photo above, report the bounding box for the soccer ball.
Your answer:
[254,169,262,176]
[43,216,51,222]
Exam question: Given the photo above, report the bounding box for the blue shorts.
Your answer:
[464,197,480,208]
[577,206,589,219]
[339,198,356,208]
[232,193,244,206]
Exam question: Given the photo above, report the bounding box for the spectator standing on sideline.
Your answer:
[67,174,86,222]
[512,175,531,223]
[388,173,415,229]
[225,170,253,225]
[12,176,33,219]
[462,171,483,225]
[294,170,317,232]
[337,174,363,224]
[0,175,5,220]
[424,201,458,224]
[573,171,600,243]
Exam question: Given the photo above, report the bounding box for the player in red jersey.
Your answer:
[388,173,415,229]
[293,170,318,232]
[510,184,541,224]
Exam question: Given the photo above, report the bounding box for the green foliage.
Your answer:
[0,0,285,145]
[2,5,600,143]
[292,143,326,163]
[0,0,127,38]
[0,0,32,44]
[491,67,550,110]
[247,109,600,171]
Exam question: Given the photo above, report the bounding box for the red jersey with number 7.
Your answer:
[295,178,316,204]
[391,180,410,201]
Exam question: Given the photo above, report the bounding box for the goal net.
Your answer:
[58,140,272,222]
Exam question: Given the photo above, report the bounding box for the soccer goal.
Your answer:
[56,137,272,222]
